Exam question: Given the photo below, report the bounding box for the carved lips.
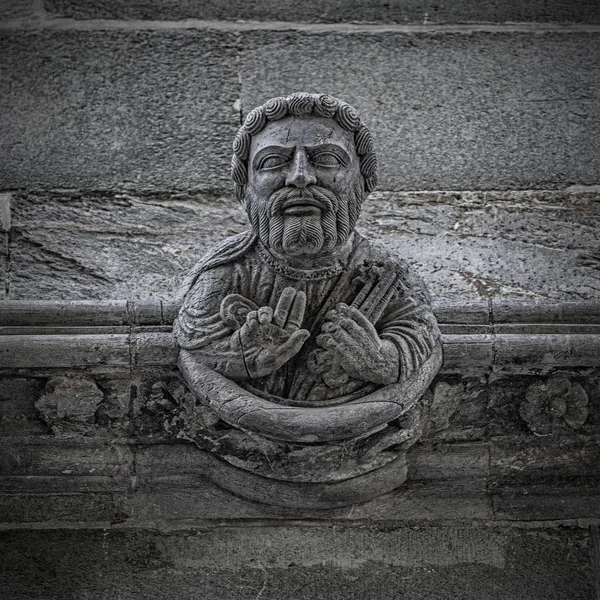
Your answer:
[281,196,325,216]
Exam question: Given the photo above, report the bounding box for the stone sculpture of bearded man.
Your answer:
[176,92,440,405]
[172,93,442,506]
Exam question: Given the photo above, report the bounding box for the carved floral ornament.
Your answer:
[172,92,443,507]
[519,377,589,436]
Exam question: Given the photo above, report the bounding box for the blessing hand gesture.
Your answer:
[231,287,310,379]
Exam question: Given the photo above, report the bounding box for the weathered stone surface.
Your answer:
[359,189,600,301]
[0,378,46,436]
[0,493,131,523]
[9,189,599,301]
[43,0,600,24]
[241,32,600,191]
[0,30,239,192]
[2,31,599,192]
[0,0,34,22]
[0,194,8,299]
[35,376,104,434]
[0,527,595,599]
[9,192,247,299]
[490,438,600,519]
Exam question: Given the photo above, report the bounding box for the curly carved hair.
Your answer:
[231,92,377,202]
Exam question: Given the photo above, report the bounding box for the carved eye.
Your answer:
[311,152,344,167]
[258,154,290,170]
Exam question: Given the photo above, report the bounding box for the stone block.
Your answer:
[0,492,131,523]
[0,377,46,436]
[0,30,240,192]
[9,192,247,299]
[358,189,600,301]
[9,189,600,302]
[241,31,600,191]
[0,440,134,478]
[43,0,600,24]
[2,31,599,193]
[0,527,595,599]
[0,0,34,22]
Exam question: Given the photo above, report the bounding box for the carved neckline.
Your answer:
[256,242,347,280]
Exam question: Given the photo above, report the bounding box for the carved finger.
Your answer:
[316,333,335,350]
[325,308,340,322]
[329,326,358,350]
[285,290,307,331]
[273,287,296,328]
[321,321,338,334]
[277,329,310,363]
[337,315,367,337]
[258,306,273,325]
[245,310,259,333]
[342,305,379,338]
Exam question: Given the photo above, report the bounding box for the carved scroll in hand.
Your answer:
[317,303,399,386]
[309,266,403,387]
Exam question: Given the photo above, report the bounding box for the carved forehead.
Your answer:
[250,116,356,157]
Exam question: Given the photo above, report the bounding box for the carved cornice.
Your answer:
[1,299,599,372]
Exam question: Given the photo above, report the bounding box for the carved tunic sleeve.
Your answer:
[174,263,249,379]
[376,265,441,383]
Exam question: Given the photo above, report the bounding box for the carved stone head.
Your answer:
[231,93,377,257]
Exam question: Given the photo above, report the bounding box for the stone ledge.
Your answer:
[1,300,599,371]
[0,438,598,523]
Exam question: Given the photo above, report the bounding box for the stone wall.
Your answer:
[1,3,600,599]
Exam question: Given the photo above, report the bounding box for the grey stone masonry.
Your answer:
[0,0,35,22]
[0,526,596,600]
[5,189,599,301]
[43,0,600,24]
[1,29,599,192]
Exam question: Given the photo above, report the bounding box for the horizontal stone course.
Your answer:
[0,526,595,600]
[7,189,599,302]
[1,30,599,192]
[0,29,240,192]
[241,31,600,192]
[43,0,600,24]
[0,0,35,22]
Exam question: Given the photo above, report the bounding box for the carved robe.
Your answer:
[175,231,440,405]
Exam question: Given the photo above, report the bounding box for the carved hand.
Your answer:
[233,287,310,379]
[316,303,399,386]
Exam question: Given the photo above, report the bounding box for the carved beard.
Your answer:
[245,184,363,257]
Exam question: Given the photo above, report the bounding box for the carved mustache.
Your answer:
[269,186,337,217]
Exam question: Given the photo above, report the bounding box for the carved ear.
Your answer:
[220,294,259,330]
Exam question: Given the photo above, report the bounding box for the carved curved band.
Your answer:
[178,344,442,444]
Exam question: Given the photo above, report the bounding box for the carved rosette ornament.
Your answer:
[173,93,442,507]
[520,377,589,435]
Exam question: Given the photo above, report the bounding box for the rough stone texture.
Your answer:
[0,377,46,436]
[8,189,600,301]
[0,232,6,300]
[43,0,600,24]
[8,192,247,299]
[0,29,240,192]
[1,31,599,192]
[0,527,595,599]
[0,0,34,22]
[241,32,600,191]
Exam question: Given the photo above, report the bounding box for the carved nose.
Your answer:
[285,149,317,188]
